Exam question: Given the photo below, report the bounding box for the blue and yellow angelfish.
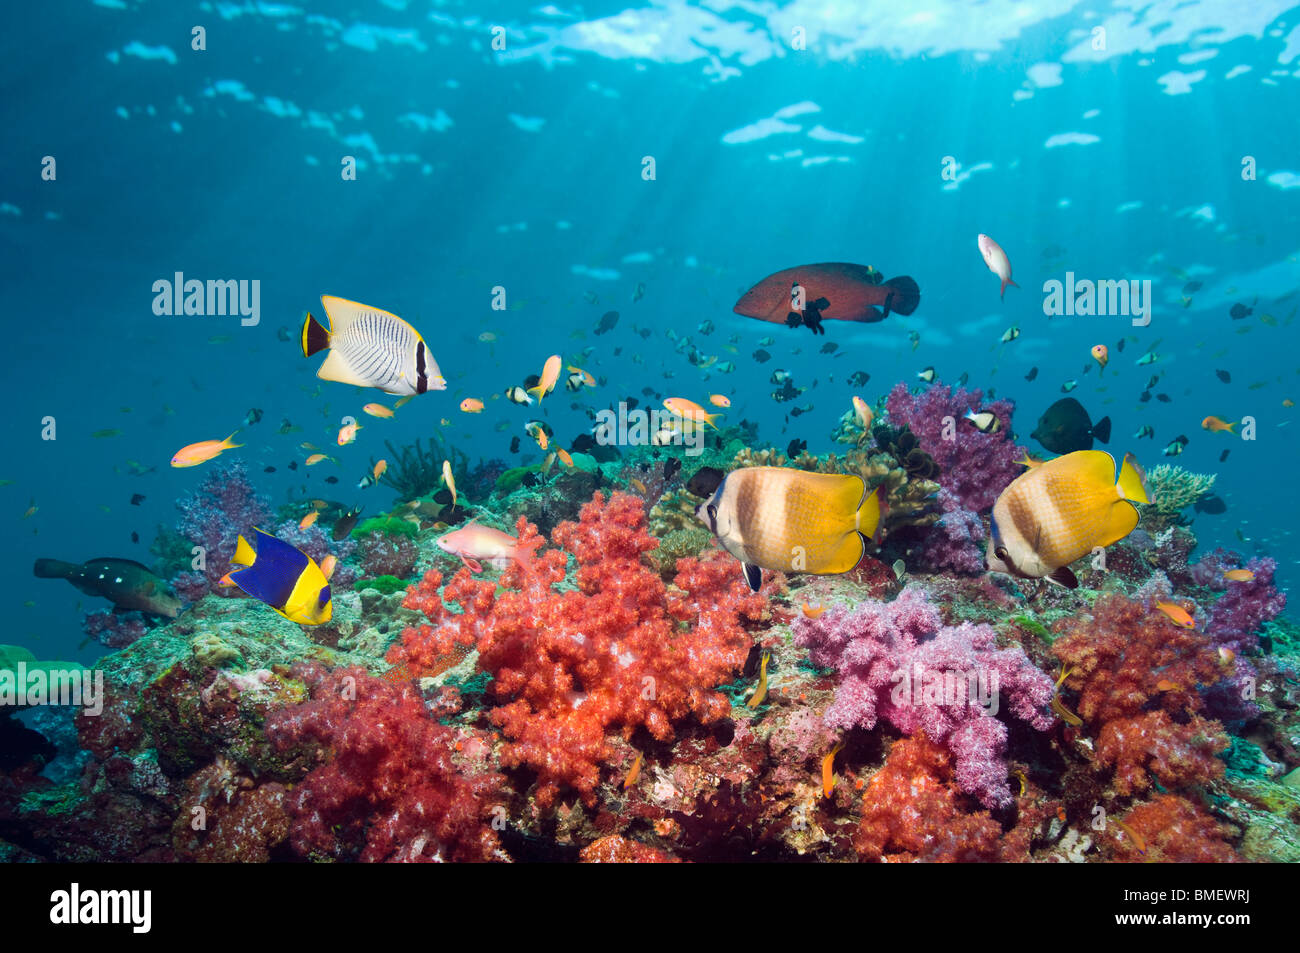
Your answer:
[228,528,332,625]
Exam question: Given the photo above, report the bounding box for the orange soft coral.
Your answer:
[1109,795,1239,863]
[391,491,769,807]
[855,734,1004,862]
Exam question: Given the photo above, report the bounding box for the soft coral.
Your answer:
[390,491,769,807]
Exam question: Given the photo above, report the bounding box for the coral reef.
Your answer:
[82,609,150,649]
[1205,556,1287,652]
[884,381,1022,512]
[885,487,985,575]
[793,586,1055,808]
[855,733,1045,861]
[1109,795,1239,862]
[390,491,770,807]
[358,530,419,578]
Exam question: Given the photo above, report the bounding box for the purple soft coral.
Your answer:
[794,585,1054,808]
[1205,556,1287,653]
[912,488,986,575]
[885,380,1023,512]
[174,461,272,599]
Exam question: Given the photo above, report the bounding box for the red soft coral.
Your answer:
[1095,712,1229,796]
[390,491,769,808]
[266,663,504,862]
[1053,594,1230,794]
[855,734,1004,862]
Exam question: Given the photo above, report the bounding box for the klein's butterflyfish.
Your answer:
[301,295,445,396]
[695,466,883,592]
[227,528,332,625]
[986,450,1150,589]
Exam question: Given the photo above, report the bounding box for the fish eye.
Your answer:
[995,546,1009,561]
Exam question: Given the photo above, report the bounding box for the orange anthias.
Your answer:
[1155,601,1196,628]
[170,432,242,468]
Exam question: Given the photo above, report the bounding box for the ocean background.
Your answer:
[2,0,1297,664]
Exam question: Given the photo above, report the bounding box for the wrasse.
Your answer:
[747,648,771,708]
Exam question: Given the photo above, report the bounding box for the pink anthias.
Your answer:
[435,521,532,573]
[977,233,1018,300]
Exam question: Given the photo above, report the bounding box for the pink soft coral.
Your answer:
[794,585,1054,809]
[390,491,769,807]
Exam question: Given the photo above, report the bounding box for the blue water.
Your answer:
[3,0,1297,662]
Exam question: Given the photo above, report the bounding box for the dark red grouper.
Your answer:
[733,263,920,335]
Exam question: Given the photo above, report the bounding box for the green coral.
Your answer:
[494,465,540,495]
[648,526,714,577]
[350,516,419,540]
[354,575,410,595]
[19,782,85,818]
[1145,464,1216,517]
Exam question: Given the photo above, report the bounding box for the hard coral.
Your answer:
[390,491,769,808]
[794,585,1054,808]
[890,487,985,575]
[266,663,504,862]
[884,381,1022,512]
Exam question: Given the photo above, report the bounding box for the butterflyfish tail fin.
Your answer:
[1117,453,1150,505]
[854,482,883,542]
[302,311,331,358]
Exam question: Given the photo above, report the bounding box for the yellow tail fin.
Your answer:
[232,534,256,567]
[1117,453,1150,504]
[855,483,882,540]
[222,431,244,450]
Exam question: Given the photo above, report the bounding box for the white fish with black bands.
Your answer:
[302,295,446,396]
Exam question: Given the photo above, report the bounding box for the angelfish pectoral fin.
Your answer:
[1046,566,1079,589]
[742,562,762,592]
